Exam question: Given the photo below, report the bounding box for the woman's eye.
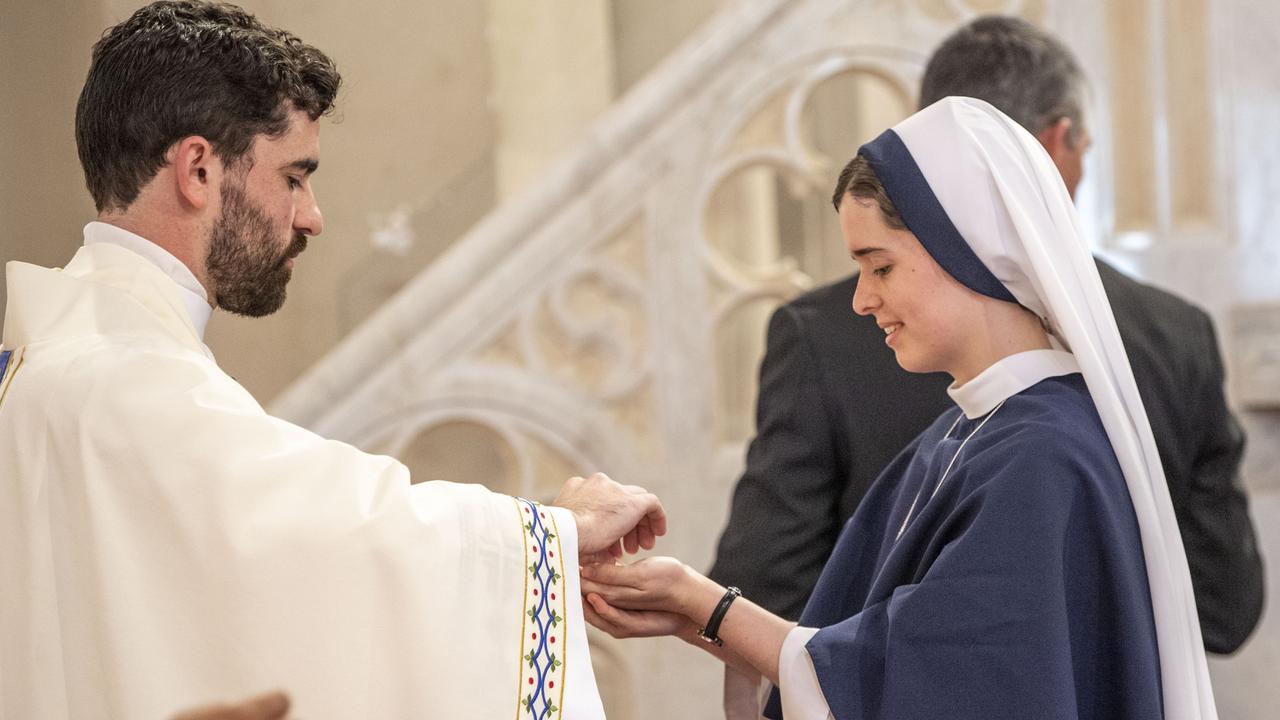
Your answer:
[873,265,893,277]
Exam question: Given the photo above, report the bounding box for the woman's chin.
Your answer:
[891,350,940,376]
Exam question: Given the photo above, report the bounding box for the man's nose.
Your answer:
[295,190,323,237]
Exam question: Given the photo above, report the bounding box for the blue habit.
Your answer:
[764,374,1162,719]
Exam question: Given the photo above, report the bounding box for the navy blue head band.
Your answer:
[857,129,1017,304]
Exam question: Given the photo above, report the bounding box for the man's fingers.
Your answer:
[637,522,656,550]
[636,493,667,537]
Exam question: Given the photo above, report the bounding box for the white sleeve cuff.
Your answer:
[546,506,606,719]
[777,625,834,720]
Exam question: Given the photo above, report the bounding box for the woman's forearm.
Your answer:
[677,571,795,685]
[674,622,760,678]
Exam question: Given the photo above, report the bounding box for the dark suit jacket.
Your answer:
[709,259,1264,653]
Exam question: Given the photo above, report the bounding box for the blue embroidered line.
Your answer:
[518,498,562,719]
[0,350,11,381]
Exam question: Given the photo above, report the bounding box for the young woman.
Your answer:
[581,98,1216,719]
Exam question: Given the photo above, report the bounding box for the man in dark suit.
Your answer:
[709,17,1264,707]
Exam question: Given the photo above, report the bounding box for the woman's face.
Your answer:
[840,195,989,381]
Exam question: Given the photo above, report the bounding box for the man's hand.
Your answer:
[171,691,290,720]
[552,472,666,558]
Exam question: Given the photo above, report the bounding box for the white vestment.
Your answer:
[0,235,605,719]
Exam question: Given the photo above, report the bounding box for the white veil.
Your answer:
[872,97,1216,720]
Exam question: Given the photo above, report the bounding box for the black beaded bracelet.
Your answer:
[697,586,742,646]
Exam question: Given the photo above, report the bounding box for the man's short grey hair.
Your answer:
[919,16,1088,141]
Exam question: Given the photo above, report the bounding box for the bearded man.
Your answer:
[0,2,663,718]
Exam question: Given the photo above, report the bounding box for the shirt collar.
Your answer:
[947,349,1081,419]
[83,221,213,340]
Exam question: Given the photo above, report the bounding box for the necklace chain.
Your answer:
[893,400,1007,543]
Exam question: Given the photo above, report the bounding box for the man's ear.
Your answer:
[1034,117,1074,162]
[172,136,219,210]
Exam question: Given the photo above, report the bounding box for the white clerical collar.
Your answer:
[83,221,213,340]
[947,349,1081,419]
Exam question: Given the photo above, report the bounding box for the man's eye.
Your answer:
[873,265,893,277]
[287,176,302,189]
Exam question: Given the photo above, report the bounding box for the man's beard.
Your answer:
[206,178,307,318]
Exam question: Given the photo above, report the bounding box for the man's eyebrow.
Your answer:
[283,158,319,174]
[851,247,888,258]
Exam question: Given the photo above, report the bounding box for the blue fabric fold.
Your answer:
[763,376,1161,719]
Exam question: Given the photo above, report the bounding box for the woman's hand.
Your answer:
[581,558,695,639]
[580,556,728,627]
[583,592,695,639]
[580,557,697,615]
[582,558,795,682]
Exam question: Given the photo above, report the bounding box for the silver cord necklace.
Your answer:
[893,399,1007,543]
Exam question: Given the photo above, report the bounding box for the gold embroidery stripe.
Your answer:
[514,497,530,720]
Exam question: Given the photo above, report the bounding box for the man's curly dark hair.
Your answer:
[76,0,341,212]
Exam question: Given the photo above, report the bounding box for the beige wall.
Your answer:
[0,0,101,333]
[0,0,716,403]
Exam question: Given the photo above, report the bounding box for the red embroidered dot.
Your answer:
[539,512,545,518]
[528,677,534,685]
[532,632,538,640]
[549,551,554,558]
[524,507,530,513]
[532,546,539,554]
[533,589,539,596]
[550,593,556,600]
[548,681,555,689]
[550,636,556,644]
